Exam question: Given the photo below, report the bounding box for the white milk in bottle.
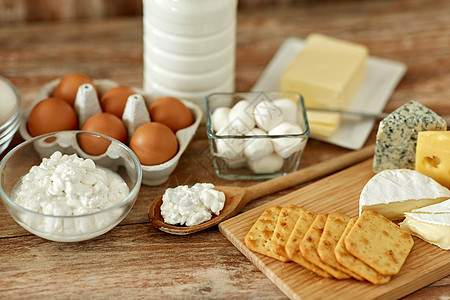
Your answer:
[142,0,237,112]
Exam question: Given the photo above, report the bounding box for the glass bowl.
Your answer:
[0,130,142,242]
[206,91,310,180]
[0,76,21,155]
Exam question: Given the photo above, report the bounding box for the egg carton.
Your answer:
[19,78,203,186]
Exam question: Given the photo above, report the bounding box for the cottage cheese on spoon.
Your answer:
[161,183,226,226]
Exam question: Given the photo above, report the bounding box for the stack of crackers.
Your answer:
[244,206,414,284]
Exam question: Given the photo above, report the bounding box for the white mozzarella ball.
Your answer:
[211,106,230,133]
[253,100,283,131]
[273,98,298,125]
[244,128,273,161]
[215,126,244,160]
[269,122,306,158]
[228,100,255,134]
[248,153,284,174]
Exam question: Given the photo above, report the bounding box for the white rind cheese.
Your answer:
[359,169,450,220]
[373,101,447,172]
[400,212,450,250]
[411,199,450,214]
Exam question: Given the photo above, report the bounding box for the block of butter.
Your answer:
[306,111,342,138]
[415,131,450,188]
[281,33,368,110]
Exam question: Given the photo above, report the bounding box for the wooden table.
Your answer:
[1,0,449,298]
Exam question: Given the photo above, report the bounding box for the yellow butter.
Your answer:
[281,33,368,109]
[306,111,342,138]
[415,131,450,188]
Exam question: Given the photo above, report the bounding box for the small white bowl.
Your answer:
[19,78,202,186]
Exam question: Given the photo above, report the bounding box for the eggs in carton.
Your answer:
[19,77,202,186]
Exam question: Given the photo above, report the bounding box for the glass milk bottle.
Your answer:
[142,0,237,112]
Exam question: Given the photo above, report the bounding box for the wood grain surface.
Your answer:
[1,0,450,298]
[219,159,450,300]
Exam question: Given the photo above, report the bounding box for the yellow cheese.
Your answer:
[415,131,450,188]
[306,111,342,138]
[281,33,368,109]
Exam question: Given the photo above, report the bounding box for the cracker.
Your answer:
[317,212,364,281]
[244,206,289,262]
[300,214,351,279]
[345,210,414,276]
[285,210,332,278]
[335,218,391,284]
[271,205,304,261]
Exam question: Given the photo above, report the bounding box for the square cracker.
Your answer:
[271,205,304,261]
[245,206,289,262]
[335,218,391,285]
[317,212,364,281]
[285,210,332,279]
[345,210,414,276]
[300,214,351,279]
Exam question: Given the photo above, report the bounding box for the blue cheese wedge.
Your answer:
[359,169,450,220]
[400,200,450,250]
[373,101,447,172]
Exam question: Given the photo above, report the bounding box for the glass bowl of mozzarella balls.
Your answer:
[0,131,142,242]
[206,92,310,180]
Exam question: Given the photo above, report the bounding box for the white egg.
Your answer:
[244,128,273,161]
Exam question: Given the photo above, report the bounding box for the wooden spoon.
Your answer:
[149,145,374,235]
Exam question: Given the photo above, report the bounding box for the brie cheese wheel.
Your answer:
[410,199,450,214]
[359,169,450,220]
[400,212,450,250]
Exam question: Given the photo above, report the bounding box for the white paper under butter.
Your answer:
[359,169,450,220]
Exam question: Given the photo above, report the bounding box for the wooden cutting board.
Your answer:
[219,159,450,300]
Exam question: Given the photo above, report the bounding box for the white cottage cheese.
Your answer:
[12,151,129,216]
[160,183,226,226]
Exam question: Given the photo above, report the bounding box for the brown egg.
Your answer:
[80,112,127,155]
[53,73,96,106]
[149,96,193,132]
[27,97,78,137]
[130,122,178,166]
[100,85,136,118]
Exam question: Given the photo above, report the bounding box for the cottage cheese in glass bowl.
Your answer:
[0,131,142,242]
